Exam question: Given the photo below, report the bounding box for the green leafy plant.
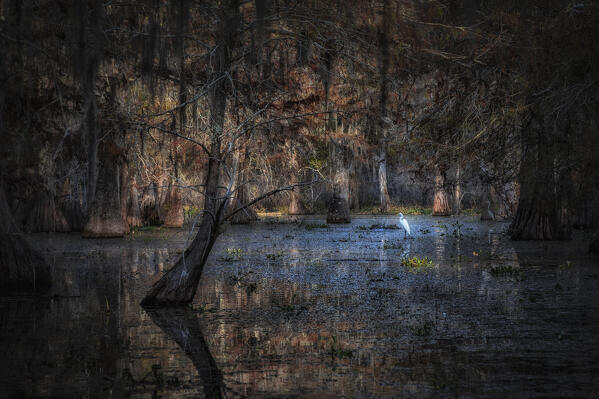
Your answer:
[401,256,435,272]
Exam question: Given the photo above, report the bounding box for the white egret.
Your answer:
[398,213,411,238]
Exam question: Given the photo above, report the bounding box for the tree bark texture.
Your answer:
[59,178,85,231]
[162,182,184,228]
[24,188,70,232]
[510,113,571,240]
[287,145,307,215]
[229,148,258,223]
[327,143,351,223]
[140,181,162,226]
[376,1,392,213]
[432,166,451,216]
[126,178,142,228]
[378,145,391,213]
[83,141,128,238]
[0,182,52,290]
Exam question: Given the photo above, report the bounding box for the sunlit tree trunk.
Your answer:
[432,165,451,216]
[142,0,239,306]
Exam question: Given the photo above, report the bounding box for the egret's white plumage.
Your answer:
[399,213,410,237]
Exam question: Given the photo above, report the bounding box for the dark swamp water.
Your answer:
[1,215,598,398]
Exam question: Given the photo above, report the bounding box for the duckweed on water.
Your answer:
[401,256,435,272]
[220,247,243,261]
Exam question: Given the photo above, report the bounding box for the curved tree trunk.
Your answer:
[145,307,226,398]
[142,0,238,306]
[83,141,128,238]
[432,166,451,216]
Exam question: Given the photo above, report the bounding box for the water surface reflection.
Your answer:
[1,216,598,397]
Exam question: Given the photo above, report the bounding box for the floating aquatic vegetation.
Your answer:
[401,256,435,272]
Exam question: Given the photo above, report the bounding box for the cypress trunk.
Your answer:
[162,182,184,228]
[83,141,128,238]
[141,0,238,306]
[432,166,451,216]
[510,114,571,240]
[327,142,351,224]
[0,183,52,290]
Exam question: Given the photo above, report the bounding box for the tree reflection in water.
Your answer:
[145,306,227,399]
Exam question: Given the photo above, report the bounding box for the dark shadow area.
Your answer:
[145,306,227,399]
